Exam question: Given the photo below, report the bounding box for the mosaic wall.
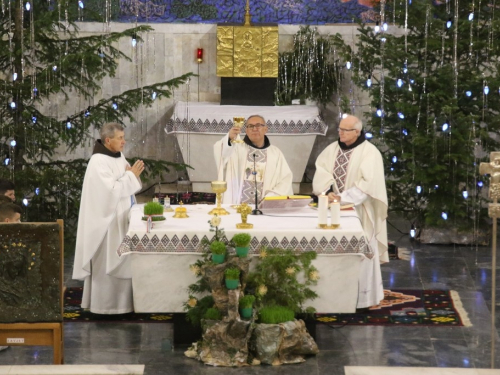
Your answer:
[115,0,378,24]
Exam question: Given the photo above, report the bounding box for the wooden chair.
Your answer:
[0,219,65,364]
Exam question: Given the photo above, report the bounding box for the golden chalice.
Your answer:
[231,116,245,144]
[208,180,230,216]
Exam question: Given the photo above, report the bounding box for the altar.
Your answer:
[165,101,327,193]
[117,203,381,314]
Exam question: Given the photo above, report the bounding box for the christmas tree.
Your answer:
[0,0,193,246]
[332,0,500,234]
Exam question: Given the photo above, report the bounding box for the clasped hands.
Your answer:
[126,160,145,178]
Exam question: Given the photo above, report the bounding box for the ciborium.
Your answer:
[208,180,230,216]
[231,116,245,144]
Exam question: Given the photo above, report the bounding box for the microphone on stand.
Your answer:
[251,153,263,215]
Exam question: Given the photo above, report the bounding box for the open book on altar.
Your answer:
[259,195,312,209]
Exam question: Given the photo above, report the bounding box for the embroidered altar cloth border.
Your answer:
[165,101,327,136]
[117,204,371,258]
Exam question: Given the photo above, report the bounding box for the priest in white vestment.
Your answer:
[313,114,388,308]
[214,114,293,205]
[73,122,145,314]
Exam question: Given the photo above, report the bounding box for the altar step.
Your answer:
[0,365,144,375]
[345,367,500,375]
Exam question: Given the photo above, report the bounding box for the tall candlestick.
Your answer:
[330,199,340,227]
[318,194,328,228]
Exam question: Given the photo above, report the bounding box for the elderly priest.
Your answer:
[73,123,145,314]
[214,115,293,205]
[313,114,388,308]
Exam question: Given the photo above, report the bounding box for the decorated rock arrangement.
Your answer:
[184,217,320,367]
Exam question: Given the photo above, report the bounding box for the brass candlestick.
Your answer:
[231,116,245,144]
[208,180,230,216]
[236,203,253,229]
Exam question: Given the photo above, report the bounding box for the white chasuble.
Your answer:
[73,152,141,314]
[313,140,388,308]
[214,134,293,205]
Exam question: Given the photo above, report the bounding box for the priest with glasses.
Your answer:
[214,115,293,205]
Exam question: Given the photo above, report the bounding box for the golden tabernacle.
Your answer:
[216,0,278,78]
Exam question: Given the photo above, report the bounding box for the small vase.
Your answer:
[212,253,225,264]
[235,246,249,257]
[240,307,252,319]
[225,278,239,290]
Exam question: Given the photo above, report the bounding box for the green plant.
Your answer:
[184,295,215,328]
[246,248,318,314]
[224,267,240,280]
[210,241,226,255]
[143,202,164,216]
[259,305,295,324]
[239,295,255,309]
[203,307,222,321]
[232,233,251,247]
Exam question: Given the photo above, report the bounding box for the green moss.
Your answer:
[259,306,295,324]
[239,295,255,309]
[204,307,222,321]
[143,202,164,215]
[210,241,226,255]
[232,233,251,247]
[224,267,240,280]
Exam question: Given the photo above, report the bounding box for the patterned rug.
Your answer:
[63,287,173,323]
[64,287,470,326]
[316,289,471,326]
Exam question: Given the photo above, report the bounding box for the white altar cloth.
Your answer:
[166,101,327,135]
[118,204,374,313]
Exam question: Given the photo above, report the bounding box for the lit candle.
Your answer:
[318,194,328,227]
[330,199,340,226]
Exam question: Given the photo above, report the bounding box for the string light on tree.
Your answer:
[13,73,18,81]
[374,21,380,33]
[392,156,398,163]
[446,18,452,29]
[84,107,90,117]
[466,91,472,97]
[10,140,16,147]
[4,158,10,166]
[10,102,16,109]
[398,112,405,119]
[346,61,352,70]
[78,0,84,9]
[52,65,57,71]
[151,91,157,100]
[376,108,383,117]
[25,2,31,11]
[442,122,450,131]
[366,76,372,87]
[410,225,416,238]
[468,12,474,21]
[382,22,388,31]
[365,131,373,139]
[397,78,404,87]
[35,188,40,195]
[112,102,118,110]
[484,86,490,95]
[434,185,439,189]
[462,187,468,199]
[33,87,38,96]
[132,34,137,47]
[66,118,72,129]
[477,181,484,188]
[402,129,408,136]
[22,198,29,206]
[441,212,448,220]
[416,184,422,194]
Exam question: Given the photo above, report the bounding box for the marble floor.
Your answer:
[1,227,499,374]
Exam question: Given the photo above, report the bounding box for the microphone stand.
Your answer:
[251,153,263,215]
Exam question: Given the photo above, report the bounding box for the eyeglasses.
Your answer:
[338,128,357,133]
[246,124,266,130]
